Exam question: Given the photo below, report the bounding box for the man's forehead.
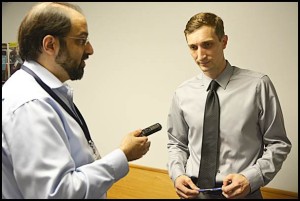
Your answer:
[186,27,218,44]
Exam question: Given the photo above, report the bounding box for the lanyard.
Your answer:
[21,65,93,145]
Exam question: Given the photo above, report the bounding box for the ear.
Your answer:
[222,35,228,49]
[42,35,58,56]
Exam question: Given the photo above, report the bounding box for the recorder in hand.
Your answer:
[139,123,162,137]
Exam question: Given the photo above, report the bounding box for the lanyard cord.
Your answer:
[21,65,92,143]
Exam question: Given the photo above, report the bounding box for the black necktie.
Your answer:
[197,80,220,189]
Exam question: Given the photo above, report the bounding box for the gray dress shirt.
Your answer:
[167,61,292,193]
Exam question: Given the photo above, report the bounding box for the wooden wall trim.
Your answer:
[129,163,168,174]
[260,187,298,199]
[107,163,298,199]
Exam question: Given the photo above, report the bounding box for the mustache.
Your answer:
[82,54,89,60]
[196,58,209,65]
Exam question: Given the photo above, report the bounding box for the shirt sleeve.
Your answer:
[166,92,190,182]
[241,75,292,192]
[77,148,129,199]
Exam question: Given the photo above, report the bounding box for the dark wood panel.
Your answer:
[107,164,298,199]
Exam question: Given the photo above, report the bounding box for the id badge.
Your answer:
[88,140,101,160]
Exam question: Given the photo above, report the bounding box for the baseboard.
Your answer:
[107,163,298,199]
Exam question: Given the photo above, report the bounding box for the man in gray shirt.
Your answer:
[166,12,291,199]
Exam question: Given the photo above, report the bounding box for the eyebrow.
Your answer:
[188,39,214,46]
[76,32,88,37]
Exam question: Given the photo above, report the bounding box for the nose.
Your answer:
[196,47,207,62]
[85,42,94,56]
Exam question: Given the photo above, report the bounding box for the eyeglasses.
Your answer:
[66,36,89,46]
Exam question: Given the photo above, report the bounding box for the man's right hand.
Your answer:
[119,129,151,161]
[174,174,200,199]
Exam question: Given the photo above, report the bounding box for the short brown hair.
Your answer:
[184,12,225,41]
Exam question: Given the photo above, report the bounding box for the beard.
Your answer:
[55,46,85,81]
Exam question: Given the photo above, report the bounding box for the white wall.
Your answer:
[2,2,298,193]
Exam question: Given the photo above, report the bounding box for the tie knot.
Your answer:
[209,80,219,91]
